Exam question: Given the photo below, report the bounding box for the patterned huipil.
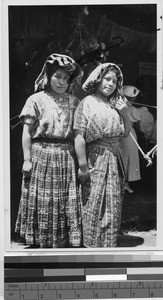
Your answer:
[15,91,81,248]
[74,94,126,248]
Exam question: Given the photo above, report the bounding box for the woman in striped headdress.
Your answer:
[15,53,83,248]
[73,63,131,248]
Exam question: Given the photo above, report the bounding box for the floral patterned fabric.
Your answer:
[20,91,79,139]
[74,95,126,248]
[15,140,81,248]
[74,95,125,142]
[80,143,125,247]
[15,91,81,248]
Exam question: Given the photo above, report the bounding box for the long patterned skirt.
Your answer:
[81,141,125,248]
[15,140,81,248]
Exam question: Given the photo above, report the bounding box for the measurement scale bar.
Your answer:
[4,280,163,299]
[4,257,163,299]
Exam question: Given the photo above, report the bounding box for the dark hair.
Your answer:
[45,61,74,89]
[93,67,119,95]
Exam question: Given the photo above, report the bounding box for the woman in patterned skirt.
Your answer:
[73,63,131,248]
[15,53,83,248]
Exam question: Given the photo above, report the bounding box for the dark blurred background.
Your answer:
[9,5,157,240]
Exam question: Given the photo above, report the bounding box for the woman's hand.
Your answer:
[115,99,131,137]
[115,99,128,116]
[22,160,32,178]
[78,165,89,183]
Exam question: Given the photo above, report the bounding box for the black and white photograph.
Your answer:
[2,0,162,251]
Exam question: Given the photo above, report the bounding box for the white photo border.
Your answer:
[2,0,163,256]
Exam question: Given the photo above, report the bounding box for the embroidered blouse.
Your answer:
[73,95,125,143]
[20,91,79,139]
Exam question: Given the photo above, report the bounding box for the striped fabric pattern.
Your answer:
[15,141,82,248]
[81,142,125,248]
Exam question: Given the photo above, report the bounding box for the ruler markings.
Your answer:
[5,281,163,290]
[4,283,26,290]
[4,265,163,299]
[4,258,163,298]
[37,283,49,290]
[155,281,163,287]
[75,289,93,299]
[73,282,85,290]
[60,283,73,290]
[26,283,38,290]
[150,288,163,297]
[4,290,20,300]
[49,282,61,289]
[131,288,149,298]
[4,287,163,299]
[38,289,57,299]
[94,288,112,298]
[119,282,131,289]
[96,282,108,288]
[143,281,155,288]
[21,290,38,299]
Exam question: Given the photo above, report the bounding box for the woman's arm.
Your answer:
[22,122,34,177]
[115,99,131,137]
[74,129,89,182]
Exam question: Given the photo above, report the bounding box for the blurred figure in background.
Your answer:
[120,85,154,193]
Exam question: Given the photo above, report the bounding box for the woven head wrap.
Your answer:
[82,63,123,99]
[34,53,83,92]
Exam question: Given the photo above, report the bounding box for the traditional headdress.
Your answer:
[34,53,83,92]
[82,63,123,98]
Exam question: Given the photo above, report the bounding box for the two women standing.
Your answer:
[15,55,131,248]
